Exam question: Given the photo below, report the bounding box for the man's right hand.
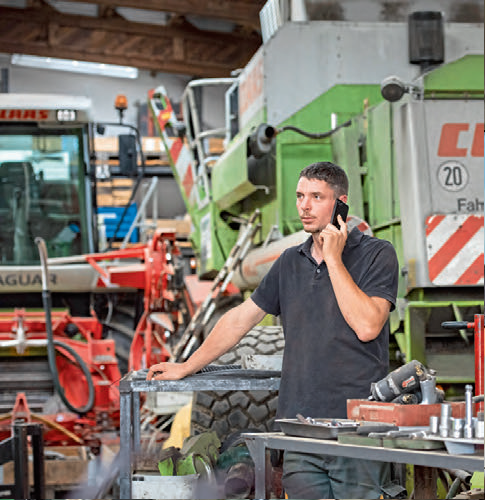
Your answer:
[145,298,266,382]
[146,362,189,381]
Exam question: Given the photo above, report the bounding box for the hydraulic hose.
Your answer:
[35,237,95,414]
[278,119,352,139]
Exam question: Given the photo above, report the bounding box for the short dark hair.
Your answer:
[299,161,348,197]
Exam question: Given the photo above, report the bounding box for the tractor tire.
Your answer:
[190,325,284,443]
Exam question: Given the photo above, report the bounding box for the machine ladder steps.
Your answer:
[172,210,262,361]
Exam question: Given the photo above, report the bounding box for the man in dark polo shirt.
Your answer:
[147,161,399,499]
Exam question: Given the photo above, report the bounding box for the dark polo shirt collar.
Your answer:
[298,227,363,263]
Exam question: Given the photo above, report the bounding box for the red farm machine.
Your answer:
[0,223,220,496]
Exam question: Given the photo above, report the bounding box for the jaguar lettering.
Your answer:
[0,273,57,287]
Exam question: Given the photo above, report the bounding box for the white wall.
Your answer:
[0,53,191,126]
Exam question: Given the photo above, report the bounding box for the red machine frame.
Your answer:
[0,230,213,446]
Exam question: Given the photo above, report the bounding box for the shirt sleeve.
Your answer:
[359,241,399,311]
[250,253,282,316]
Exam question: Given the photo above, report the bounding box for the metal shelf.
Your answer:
[119,368,281,499]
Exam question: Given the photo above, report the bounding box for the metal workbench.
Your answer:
[243,432,484,499]
[119,368,281,499]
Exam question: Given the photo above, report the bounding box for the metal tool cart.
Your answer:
[118,368,281,499]
[243,431,484,500]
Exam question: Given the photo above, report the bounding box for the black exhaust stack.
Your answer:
[408,11,445,73]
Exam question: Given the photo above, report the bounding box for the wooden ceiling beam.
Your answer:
[0,6,260,43]
[0,7,260,44]
[63,0,265,29]
[0,5,261,77]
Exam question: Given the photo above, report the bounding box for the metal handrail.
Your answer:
[121,176,158,247]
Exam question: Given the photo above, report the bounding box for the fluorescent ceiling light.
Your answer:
[45,0,97,17]
[116,7,170,25]
[11,54,138,79]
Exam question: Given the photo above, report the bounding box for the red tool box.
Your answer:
[347,400,466,426]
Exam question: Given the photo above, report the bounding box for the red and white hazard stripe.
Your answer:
[148,88,198,207]
[165,136,197,206]
[425,214,484,285]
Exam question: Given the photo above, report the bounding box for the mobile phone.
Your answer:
[331,199,349,229]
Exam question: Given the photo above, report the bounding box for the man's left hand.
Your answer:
[319,215,347,264]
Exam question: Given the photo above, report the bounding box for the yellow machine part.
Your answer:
[163,402,193,450]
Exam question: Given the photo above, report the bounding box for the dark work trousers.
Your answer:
[281,451,391,499]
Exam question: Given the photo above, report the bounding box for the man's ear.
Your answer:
[340,195,348,203]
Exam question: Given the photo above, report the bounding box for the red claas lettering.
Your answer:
[0,109,50,120]
[471,123,484,157]
[438,123,484,157]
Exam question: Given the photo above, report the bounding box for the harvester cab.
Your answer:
[0,95,95,266]
[0,93,144,314]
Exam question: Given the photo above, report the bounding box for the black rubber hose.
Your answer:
[278,119,352,139]
[35,237,95,414]
[52,339,96,414]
